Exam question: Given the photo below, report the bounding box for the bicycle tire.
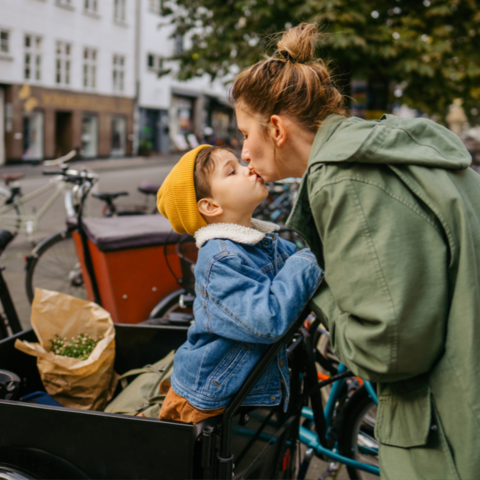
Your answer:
[338,386,379,480]
[25,230,87,303]
[0,189,22,236]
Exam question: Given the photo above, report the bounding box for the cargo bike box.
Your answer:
[71,215,197,324]
[0,307,311,479]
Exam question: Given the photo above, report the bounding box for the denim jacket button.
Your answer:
[264,241,269,246]
[279,360,284,367]
[270,396,275,401]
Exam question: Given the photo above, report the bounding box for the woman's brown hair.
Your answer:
[230,23,348,133]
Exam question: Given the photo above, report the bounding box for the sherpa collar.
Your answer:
[194,219,280,248]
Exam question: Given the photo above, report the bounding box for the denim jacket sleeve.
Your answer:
[201,249,324,344]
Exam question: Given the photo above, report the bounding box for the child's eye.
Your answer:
[229,169,236,176]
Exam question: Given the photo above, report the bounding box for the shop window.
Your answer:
[177,97,193,134]
[114,0,126,22]
[149,0,162,14]
[83,47,97,89]
[82,114,98,158]
[147,53,163,72]
[23,111,44,161]
[56,41,71,86]
[24,35,42,81]
[111,116,126,157]
[0,30,9,54]
[84,0,98,13]
[113,54,125,92]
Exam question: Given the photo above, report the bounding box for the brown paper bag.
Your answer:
[15,288,118,411]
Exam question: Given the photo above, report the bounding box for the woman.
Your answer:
[231,23,480,480]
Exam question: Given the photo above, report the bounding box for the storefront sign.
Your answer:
[40,92,132,114]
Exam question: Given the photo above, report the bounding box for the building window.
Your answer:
[24,35,42,81]
[83,47,97,89]
[114,0,126,22]
[147,53,163,72]
[56,0,73,7]
[175,33,184,55]
[56,41,71,85]
[113,54,125,92]
[0,29,9,54]
[84,0,97,13]
[149,0,162,14]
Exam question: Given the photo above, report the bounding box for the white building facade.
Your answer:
[0,0,137,163]
[0,0,233,163]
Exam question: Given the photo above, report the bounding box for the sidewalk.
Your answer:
[0,154,182,179]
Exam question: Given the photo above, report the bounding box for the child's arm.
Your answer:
[199,249,323,343]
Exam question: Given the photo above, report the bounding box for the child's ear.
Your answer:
[198,198,223,218]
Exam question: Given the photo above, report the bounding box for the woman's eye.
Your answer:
[243,135,248,140]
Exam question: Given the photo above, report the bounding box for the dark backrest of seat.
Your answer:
[81,215,192,252]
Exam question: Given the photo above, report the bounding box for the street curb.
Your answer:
[0,155,182,179]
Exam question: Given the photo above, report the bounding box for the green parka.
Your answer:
[287,114,480,480]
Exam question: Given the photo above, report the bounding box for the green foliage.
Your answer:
[160,0,480,121]
[50,333,101,361]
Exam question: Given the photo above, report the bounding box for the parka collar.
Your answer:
[307,114,346,169]
[194,218,279,249]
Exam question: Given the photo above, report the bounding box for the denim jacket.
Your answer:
[171,219,324,412]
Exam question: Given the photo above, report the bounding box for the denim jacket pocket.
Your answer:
[208,342,250,388]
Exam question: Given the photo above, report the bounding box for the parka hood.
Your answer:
[309,114,471,170]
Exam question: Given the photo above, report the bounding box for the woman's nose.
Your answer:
[241,143,250,163]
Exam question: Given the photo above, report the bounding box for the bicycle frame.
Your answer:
[299,363,380,476]
[0,176,72,238]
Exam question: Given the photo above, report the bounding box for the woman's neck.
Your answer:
[277,122,316,178]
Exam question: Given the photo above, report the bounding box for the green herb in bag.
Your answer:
[49,332,102,361]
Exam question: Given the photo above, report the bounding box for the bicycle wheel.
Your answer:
[339,386,379,480]
[25,230,87,303]
[0,189,22,235]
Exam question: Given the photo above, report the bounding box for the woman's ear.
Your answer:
[269,115,287,147]
[198,198,223,219]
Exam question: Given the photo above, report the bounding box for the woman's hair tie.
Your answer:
[279,50,306,65]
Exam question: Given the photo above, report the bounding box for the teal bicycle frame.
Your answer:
[298,363,380,476]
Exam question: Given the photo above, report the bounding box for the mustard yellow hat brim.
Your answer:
[157,145,210,236]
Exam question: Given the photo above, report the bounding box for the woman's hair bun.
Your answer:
[276,23,319,64]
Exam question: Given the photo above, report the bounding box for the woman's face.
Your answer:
[236,106,281,183]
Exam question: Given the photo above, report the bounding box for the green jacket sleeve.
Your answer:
[309,174,449,383]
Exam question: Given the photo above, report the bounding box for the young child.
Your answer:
[156,144,323,423]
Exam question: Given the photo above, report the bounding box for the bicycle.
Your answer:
[92,179,160,217]
[296,320,379,480]
[0,151,78,241]
[24,165,98,303]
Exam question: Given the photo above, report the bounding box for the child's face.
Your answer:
[207,150,268,218]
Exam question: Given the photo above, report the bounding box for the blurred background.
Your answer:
[0,0,479,165]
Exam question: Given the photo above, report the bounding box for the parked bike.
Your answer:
[0,151,78,241]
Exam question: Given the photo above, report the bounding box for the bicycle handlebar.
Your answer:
[42,169,97,183]
[42,150,77,167]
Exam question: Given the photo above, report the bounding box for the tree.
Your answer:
[160,0,480,122]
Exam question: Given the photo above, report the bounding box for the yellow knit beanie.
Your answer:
[157,144,210,235]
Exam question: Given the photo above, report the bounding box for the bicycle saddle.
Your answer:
[1,173,24,185]
[92,191,129,201]
[138,180,160,196]
[0,230,14,253]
